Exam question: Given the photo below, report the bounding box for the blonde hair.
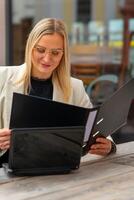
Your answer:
[21,18,71,102]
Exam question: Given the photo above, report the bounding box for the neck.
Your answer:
[31,69,52,80]
[31,76,52,81]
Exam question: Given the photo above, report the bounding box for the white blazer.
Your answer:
[0,64,92,129]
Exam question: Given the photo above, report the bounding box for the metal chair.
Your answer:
[86,74,118,105]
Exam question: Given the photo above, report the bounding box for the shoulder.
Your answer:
[0,65,18,74]
[71,77,83,86]
[70,77,92,108]
[70,77,87,94]
[0,64,25,76]
[0,63,26,77]
[0,66,17,89]
[70,77,85,96]
[0,64,26,90]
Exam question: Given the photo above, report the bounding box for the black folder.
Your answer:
[8,78,134,175]
[8,93,99,175]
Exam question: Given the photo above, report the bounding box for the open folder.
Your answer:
[7,78,134,175]
[9,78,134,153]
[8,93,99,175]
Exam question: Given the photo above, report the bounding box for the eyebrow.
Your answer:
[36,45,63,51]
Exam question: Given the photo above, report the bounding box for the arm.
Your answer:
[0,67,12,157]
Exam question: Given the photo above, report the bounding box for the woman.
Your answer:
[0,18,116,165]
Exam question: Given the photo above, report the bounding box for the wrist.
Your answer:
[109,142,117,155]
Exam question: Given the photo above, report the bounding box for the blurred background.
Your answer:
[1,0,134,143]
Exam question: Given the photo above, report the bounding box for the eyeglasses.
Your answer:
[34,45,64,58]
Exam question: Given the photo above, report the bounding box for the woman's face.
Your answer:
[32,33,64,79]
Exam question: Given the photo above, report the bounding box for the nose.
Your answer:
[42,52,52,62]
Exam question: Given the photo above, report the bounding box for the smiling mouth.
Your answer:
[41,64,51,68]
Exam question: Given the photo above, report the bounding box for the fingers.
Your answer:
[0,139,10,150]
[0,135,11,142]
[89,137,112,156]
[89,149,108,156]
[0,129,11,150]
[96,137,110,144]
[0,129,11,136]
[0,141,10,150]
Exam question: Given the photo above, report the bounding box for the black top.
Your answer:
[29,77,53,100]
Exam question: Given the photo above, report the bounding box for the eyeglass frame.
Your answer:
[33,45,64,59]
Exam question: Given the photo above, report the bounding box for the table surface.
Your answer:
[71,52,121,65]
[0,141,134,200]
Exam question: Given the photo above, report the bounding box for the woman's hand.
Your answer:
[0,129,11,150]
[89,137,112,156]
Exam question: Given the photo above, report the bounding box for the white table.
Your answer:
[0,141,134,200]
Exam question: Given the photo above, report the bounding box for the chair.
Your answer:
[71,44,101,86]
[70,44,99,55]
[86,74,118,105]
[71,63,101,86]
